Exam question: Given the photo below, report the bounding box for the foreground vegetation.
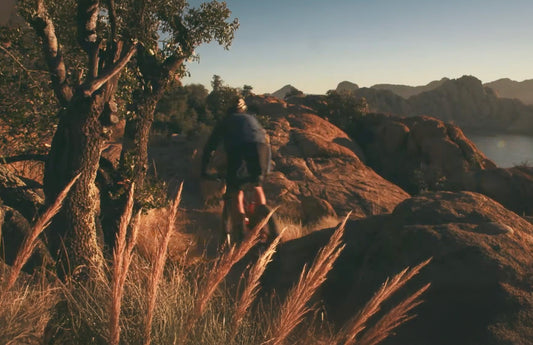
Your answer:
[1,180,430,345]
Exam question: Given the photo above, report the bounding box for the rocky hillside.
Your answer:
[371,77,449,98]
[246,95,409,221]
[265,190,533,345]
[351,76,533,135]
[365,77,533,106]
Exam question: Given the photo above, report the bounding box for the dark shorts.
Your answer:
[226,142,270,193]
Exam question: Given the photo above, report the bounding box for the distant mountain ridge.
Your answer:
[330,77,533,105]
[352,75,533,135]
[484,78,533,105]
[370,78,450,98]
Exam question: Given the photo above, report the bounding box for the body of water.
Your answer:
[466,133,533,168]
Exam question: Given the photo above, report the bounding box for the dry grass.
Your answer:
[267,214,349,345]
[334,258,432,345]
[144,182,183,345]
[0,174,79,300]
[135,206,195,263]
[231,228,286,338]
[279,215,341,242]
[0,277,59,345]
[183,206,279,342]
[1,183,432,345]
[109,183,140,345]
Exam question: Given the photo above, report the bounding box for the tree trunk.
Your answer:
[122,93,158,191]
[44,92,106,279]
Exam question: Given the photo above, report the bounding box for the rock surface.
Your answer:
[249,96,410,222]
[351,112,496,193]
[265,191,533,345]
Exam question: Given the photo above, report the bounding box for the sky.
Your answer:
[183,0,533,95]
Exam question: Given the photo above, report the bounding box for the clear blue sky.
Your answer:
[184,0,533,94]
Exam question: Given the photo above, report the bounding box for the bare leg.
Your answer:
[235,190,245,213]
[231,190,246,243]
[253,186,267,205]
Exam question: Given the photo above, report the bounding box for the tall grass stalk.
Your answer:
[110,183,141,345]
[356,282,431,345]
[0,174,80,300]
[267,213,349,345]
[143,182,183,345]
[184,207,279,341]
[335,258,432,345]
[231,228,286,339]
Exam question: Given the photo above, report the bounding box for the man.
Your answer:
[201,97,271,244]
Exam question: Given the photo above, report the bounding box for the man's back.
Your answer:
[221,113,267,148]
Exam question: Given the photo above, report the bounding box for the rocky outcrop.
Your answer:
[256,96,410,222]
[408,76,533,133]
[350,112,496,193]
[452,165,533,216]
[335,81,359,93]
[265,191,533,345]
[345,110,533,216]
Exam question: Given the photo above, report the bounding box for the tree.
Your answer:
[16,0,140,278]
[120,2,238,192]
[321,90,369,131]
[9,0,237,279]
[242,84,253,97]
[0,24,57,159]
[206,74,241,122]
[153,83,210,135]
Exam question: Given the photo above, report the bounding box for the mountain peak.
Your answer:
[335,81,359,93]
[271,84,303,99]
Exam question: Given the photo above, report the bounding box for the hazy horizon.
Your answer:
[184,0,533,94]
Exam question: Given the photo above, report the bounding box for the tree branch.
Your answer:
[28,0,73,106]
[78,0,100,78]
[0,154,48,164]
[82,43,137,97]
[0,45,48,79]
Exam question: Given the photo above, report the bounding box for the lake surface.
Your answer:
[466,133,533,168]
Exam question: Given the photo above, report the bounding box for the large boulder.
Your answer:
[453,165,533,215]
[265,191,533,345]
[352,112,496,193]
[261,99,409,222]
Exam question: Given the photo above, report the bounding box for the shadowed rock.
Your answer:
[265,191,533,345]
